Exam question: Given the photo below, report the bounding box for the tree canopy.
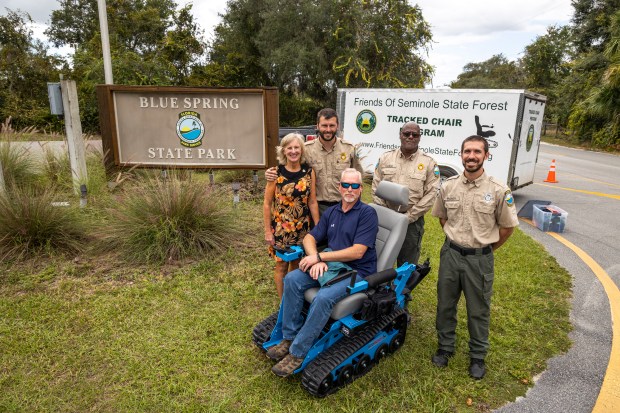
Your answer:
[201,0,434,123]
[44,0,206,130]
[449,54,525,89]
[450,1,620,149]
[0,10,65,130]
[0,1,619,148]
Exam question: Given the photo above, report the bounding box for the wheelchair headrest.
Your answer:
[374,181,409,207]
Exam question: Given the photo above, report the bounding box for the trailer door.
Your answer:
[511,96,546,189]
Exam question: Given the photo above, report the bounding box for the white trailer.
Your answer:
[336,88,547,190]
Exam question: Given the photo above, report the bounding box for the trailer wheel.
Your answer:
[439,166,458,184]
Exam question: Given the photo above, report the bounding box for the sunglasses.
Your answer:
[401,131,421,138]
[340,182,361,189]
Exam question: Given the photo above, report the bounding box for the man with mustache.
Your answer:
[372,121,440,267]
[431,135,519,380]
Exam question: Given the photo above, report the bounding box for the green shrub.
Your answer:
[0,141,40,190]
[0,187,87,261]
[98,175,241,263]
[278,94,322,126]
[213,168,256,184]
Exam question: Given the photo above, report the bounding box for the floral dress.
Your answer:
[268,163,313,260]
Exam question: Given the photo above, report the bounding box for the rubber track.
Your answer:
[301,308,408,397]
[252,311,279,350]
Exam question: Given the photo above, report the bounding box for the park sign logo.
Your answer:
[356,109,376,133]
[176,111,205,147]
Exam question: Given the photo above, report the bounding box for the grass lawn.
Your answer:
[0,180,572,412]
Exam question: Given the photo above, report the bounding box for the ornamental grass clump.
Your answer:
[0,141,40,190]
[39,146,110,207]
[100,175,239,263]
[0,187,87,261]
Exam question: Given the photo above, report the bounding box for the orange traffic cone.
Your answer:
[544,159,558,183]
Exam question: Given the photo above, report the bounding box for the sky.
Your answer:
[4,0,574,87]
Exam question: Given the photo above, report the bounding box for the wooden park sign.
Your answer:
[96,85,279,170]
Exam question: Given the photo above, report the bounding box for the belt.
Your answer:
[447,239,492,256]
[318,201,339,207]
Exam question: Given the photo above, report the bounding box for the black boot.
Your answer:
[469,358,486,379]
[431,349,454,367]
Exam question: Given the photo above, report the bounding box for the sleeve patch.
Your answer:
[504,190,514,207]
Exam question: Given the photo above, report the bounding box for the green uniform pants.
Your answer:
[436,238,495,359]
[397,216,425,267]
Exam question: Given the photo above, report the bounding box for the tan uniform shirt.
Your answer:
[432,171,519,248]
[304,138,363,203]
[372,149,440,223]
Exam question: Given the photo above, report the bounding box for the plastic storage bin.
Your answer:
[532,204,568,233]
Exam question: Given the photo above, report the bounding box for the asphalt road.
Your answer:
[496,143,620,412]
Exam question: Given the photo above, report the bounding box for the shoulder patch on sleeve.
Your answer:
[504,189,515,207]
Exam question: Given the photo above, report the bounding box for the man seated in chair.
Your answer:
[269,168,379,377]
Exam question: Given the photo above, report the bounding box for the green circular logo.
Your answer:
[356,110,377,134]
[526,124,534,151]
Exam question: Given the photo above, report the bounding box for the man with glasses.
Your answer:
[372,121,440,267]
[266,108,364,215]
[269,168,378,377]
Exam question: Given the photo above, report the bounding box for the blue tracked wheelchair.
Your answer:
[252,181,431,397]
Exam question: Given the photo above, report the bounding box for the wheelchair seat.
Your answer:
[304,181,410,319]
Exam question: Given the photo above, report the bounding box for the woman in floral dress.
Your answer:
[263,133,320,298]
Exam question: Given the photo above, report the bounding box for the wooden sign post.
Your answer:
[60,79,88,194]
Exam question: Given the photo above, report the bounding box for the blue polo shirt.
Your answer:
[309,199,378,277]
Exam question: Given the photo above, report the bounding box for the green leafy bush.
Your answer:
[0,187,87,260]
[98,175,241,263]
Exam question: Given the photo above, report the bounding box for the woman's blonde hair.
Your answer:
[276,133,306,165]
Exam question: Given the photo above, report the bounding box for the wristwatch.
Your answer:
[317,253,322,262]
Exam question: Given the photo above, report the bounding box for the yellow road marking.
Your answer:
[560,173,620,189]
[567,172,620,188]
[534,183,620,200]
[521,218,620,411]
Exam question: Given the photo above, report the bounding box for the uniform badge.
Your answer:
[340,152,347,161]
[433,165,440,176]
[417,163,424,171]
[504,190,514,207]
[483,193,493,202]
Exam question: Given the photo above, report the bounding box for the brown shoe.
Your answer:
[271,354,304,377]
[266,339,292,361]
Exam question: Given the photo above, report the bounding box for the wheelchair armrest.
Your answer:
[275,245,304,262]
[364,268,398,289]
